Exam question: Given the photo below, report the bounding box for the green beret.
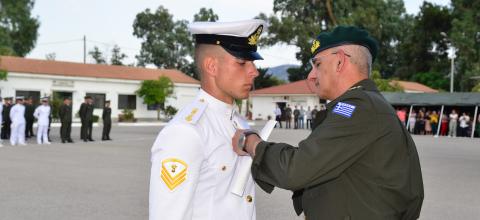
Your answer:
[310,26,378,62]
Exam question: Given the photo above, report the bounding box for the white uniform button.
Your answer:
[221,165,227,171]
[246,195,253,203]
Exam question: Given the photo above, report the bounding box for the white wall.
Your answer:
[250,94,321,120]
[0,72,200,120]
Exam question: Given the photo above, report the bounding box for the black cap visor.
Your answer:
[195,34,263,61]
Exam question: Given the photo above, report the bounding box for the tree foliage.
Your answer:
[254,67,284,90]
[110,44,127,66]
[133,6,193,74]
[133,7,218,79]
[89,46,106,64]
[371,70,402,92]
[193,8,219,22]
[258,0,409,80]
[450,0,480,91]
[136,76,174,120]
[0,0,39,56]
[410,72,449,91]
[396,2,452,80]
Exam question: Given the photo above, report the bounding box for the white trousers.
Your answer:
[37,125,49,144]
[10,122,26,145]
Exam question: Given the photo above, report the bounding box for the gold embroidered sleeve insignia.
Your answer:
[161,158,188,191]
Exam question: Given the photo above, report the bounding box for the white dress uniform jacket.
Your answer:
[149,89,256,220]
[9,104,26,145]
[34,105,51,126]
[34,105,51,144]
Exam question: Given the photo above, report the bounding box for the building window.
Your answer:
[118,95,136,110]
[16,90,41,105]
[86,93,105,109]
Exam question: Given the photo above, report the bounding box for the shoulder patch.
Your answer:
[161,158,188,191]
[179,99,207,124]
[332,102,356,118]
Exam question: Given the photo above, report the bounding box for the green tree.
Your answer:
[133,6,193,74]
[110,45,127,66]
[89,46,106,64]
[254,67,284,90]
[450,0,480,91]
[136,76,174,120]
[258,0,409,80]
[410,72,449,91]
[133,7,219,79]
[371,70,402,92]
[193,8,218,22]
[395,2,452,80]
[0,0,39,56]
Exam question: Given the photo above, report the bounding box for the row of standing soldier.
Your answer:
[0,95,112,146]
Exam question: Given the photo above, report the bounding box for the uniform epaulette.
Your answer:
[179,99,208,125]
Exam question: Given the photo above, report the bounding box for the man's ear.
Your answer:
[335,53,346,73]
[203,56,218,77]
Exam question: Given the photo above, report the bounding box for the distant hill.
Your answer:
[266,64,300,82]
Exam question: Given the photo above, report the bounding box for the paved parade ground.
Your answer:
[1,124,479,220]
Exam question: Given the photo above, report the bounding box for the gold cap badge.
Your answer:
[311,39,320,54]
[248,25,263,46]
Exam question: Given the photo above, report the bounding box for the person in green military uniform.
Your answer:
[232,26,424,220]
[79,96,94,142]
[101,100,112,141]
[24,97,35,139]
[59,97,73,143]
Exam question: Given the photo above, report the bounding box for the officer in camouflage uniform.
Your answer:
[233,26,424,220]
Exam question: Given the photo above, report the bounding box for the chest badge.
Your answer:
[161,158,188,191]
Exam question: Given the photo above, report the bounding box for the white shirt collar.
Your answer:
[197,89,236,119]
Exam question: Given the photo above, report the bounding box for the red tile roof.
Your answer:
[251,80,315,95]
[251,79,438,95]
[391,80,438,93]
[0,56,199,84]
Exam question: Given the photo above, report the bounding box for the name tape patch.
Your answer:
[332,102,356,118]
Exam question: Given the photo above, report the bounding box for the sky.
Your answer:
[27,0,451,68]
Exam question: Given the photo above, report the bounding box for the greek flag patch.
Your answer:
[332,102,356,118]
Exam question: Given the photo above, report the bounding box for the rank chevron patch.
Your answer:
[161,158,188,191]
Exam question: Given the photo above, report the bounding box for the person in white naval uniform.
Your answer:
[149,19,266,220]
[34,97,51,144]
[9,96,27,146]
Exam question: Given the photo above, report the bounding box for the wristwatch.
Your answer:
[237,129,259,151]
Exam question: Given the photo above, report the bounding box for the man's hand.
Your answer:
[232,129,249,156]
[232,129,262,157]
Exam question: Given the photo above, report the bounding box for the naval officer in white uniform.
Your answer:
[34,97,51,145]
[149,19,266,220]
[9,96,26,146]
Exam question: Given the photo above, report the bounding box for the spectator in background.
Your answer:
[415,110,425,135]
[425,111,432,135]
[284,104,292,129]
[274,104,282,128]
[458,112,470,137]
[396,107,406,126]
[306,106,311,129]
[449,109,458,137]
[299,105,305,129]
[430,110,439,135]
[293,105,300,129]
[440,112,449,136]
[408,110,416,134]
